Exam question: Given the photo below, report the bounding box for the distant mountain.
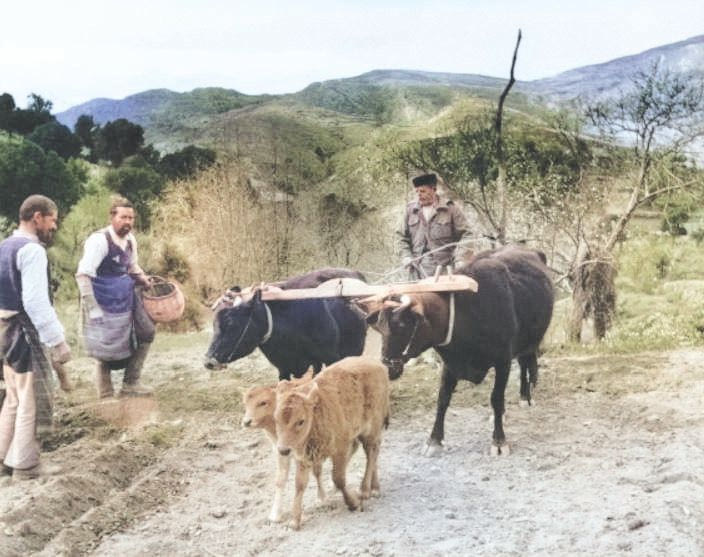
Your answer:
[55,35,704,150]
[522,34,704,101]
[56,87,270,130]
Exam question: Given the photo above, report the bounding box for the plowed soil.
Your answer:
[1,332,702,556]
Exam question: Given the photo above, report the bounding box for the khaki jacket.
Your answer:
[397,197,471,278]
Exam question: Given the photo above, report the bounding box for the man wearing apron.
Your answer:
[76,196,155,398]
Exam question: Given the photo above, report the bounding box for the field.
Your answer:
[0,328,702,556]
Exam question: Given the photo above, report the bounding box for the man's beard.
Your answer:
[37,229,55,246]
[116,225,131,237]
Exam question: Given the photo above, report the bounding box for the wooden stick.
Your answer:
[258,276,478,301]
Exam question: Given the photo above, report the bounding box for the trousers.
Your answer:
[0,364,39,470]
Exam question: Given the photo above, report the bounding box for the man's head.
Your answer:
[19,195,58,246]
[412,173,438,207]
[109,196,135,237]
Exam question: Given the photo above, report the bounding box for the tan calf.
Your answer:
[241,371,326,522]
[274,356,390,530]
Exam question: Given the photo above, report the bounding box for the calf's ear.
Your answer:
[305,383,320,406]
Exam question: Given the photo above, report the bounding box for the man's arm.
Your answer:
[17,243,68,362]
[76,232,108,318]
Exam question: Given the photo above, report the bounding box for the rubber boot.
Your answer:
[96,361,114,399]
[120,343,153,397]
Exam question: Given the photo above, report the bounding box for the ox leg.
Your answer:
[332,452,359,511]
[490,360,511,456]
[290,460,311,530]
[359,436,381,500]
[269,449,291,522]
[518,353,538,407]
[427,365,458,454]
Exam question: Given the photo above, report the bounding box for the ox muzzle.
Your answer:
[382,356,407,380]
[203,356,227,371]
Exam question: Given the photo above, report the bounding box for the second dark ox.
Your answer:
[359,247,554,455]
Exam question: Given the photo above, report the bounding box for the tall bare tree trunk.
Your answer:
[493,29,522,244]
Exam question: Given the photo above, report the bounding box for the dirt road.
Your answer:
[0,334,702,556]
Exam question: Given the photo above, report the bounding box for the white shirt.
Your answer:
[0,230,65,347]
[76,226,143,278]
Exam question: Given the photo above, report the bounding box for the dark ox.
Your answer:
[204,268,367,380]
[360,247,554,455]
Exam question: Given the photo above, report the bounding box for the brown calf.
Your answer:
[274,356,390,530]
[242,371,326,523]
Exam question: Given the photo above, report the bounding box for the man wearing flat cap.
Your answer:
[397,173,471,279]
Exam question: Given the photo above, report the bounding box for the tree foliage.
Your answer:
[159,145,216,180]
[27,121,82,160]
[94,118,145,165]
[0,138,83,219]
[103,156,165,226]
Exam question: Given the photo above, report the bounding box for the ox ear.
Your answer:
[407,295,425,317]
[354,296,383,324]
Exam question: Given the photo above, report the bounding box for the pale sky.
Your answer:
[2,0,703,112]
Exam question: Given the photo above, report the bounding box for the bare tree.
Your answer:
[568,62,704,341]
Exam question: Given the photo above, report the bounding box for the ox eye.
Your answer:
[296,419,305,427]
[258,401,267,407]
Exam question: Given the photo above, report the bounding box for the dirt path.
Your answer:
[1,343,702,556]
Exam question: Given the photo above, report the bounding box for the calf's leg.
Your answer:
[427,365,458,454]
[359,436,381,500]
[290,461,311,530]
[332,451,359,511]
[313,460,326,502]
[269,449,290,522]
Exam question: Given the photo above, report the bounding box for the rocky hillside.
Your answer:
[521,34,704,101]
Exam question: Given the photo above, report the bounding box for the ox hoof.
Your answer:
[519,399,530,408]
[422,442,443,457]
[490,443,511,457]
[288,518,302,531]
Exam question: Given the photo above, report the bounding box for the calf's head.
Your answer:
[360,295,427,380]
[241,385,276,428]
[274,386,318,456]
[204,290,269,370]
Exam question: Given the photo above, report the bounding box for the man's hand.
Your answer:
[82,293,104,320]
[50,341,72,365]
[134,273,153,288]
[402,256,414,269]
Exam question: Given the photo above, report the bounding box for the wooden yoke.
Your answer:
[257,275,478,302]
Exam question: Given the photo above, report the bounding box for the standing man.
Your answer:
[398,173,472,279]
[76,196,155,398]
[0,195,71,480]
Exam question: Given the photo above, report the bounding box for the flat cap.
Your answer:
[412,173,437,187]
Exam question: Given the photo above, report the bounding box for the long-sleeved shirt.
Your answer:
[76,226,144,278]
[0,230,65,347]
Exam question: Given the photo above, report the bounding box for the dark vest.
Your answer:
[96,230,133,277]
[92,230,135,314]
[0,235,34,311]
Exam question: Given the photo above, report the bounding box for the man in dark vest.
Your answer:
[0,194,71,480]
[76,196,155,398]
[397,173,472,279]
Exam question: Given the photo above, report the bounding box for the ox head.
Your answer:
[274,384,318,456]
[356,294,429,380]
[204,287,270,370]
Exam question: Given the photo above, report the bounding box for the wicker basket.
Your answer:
[142,276,185,323]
